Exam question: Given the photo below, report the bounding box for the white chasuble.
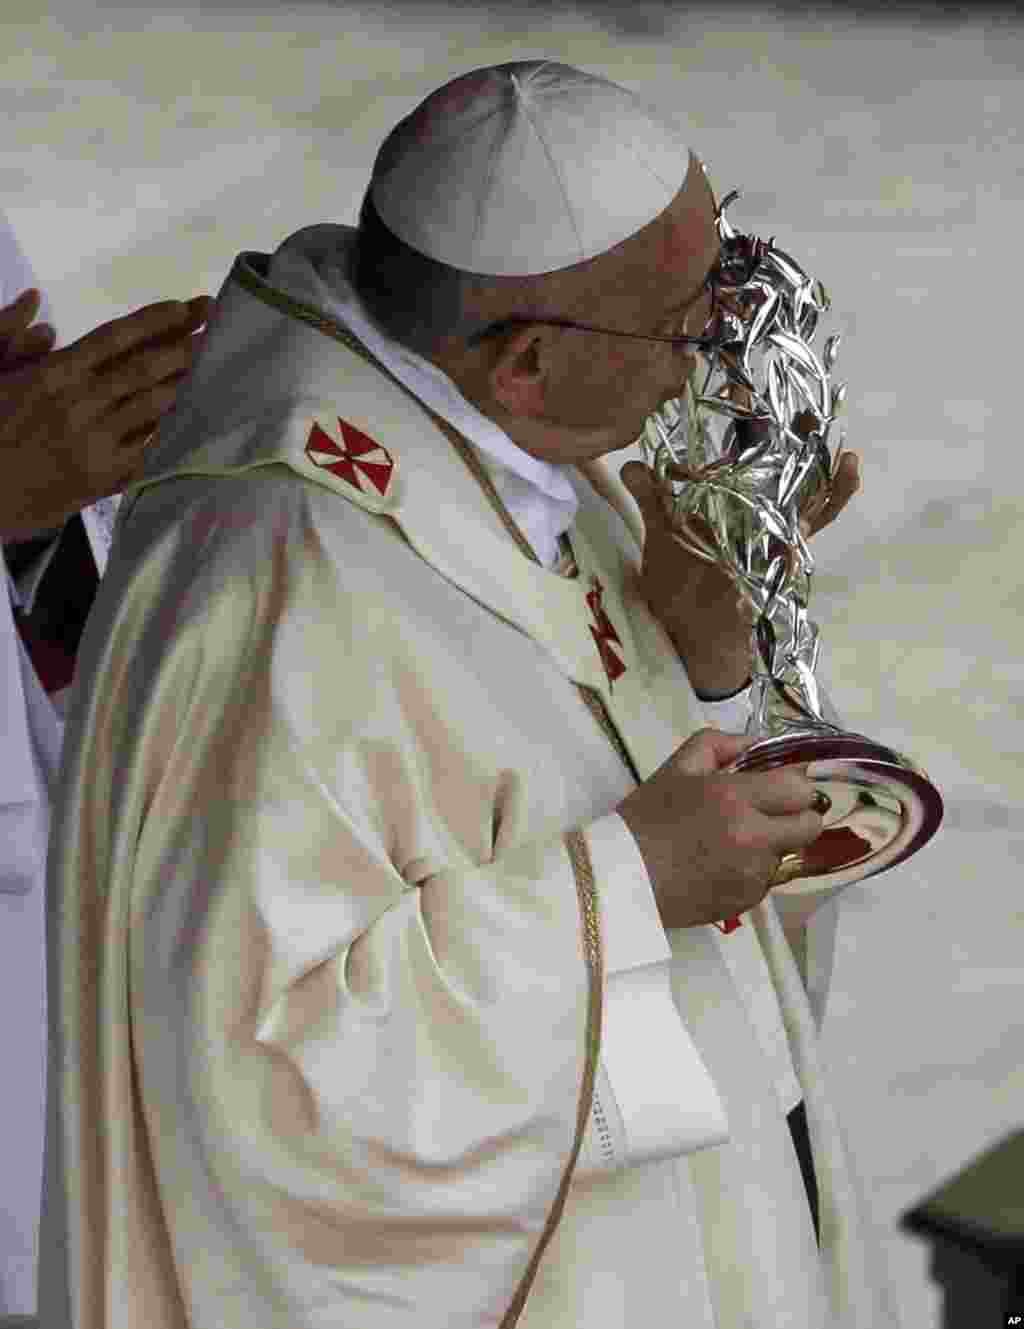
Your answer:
[39,232,903,1329]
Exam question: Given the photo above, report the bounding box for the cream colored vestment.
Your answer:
[39,231,902,1328]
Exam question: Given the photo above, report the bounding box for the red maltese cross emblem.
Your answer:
[586,575,627,691]
[305,417,394,498]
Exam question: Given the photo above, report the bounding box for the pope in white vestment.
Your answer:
[39,62,904,1329]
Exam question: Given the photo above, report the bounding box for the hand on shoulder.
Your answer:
[0,289,213,540]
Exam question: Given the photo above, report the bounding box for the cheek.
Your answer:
[605,346,639,385]
[572,342,635,396]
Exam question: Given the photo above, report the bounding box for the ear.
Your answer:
[488,324,553,417]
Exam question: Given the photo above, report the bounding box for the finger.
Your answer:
[136,308,211,361]
[105,377,181,447]
[106,426,162,496]
[705,729,761,764]
[0,288,40,336]
[677,728,759,775]
[676,510,716,545]
[58,296,213,380]
[800,452,859,537]
[2,287,38,310]
[799,501,826,539]
[22,321,56,346]
[3,322,57,360]
[761,806,827,856]
[116,424,162,470]
[807,455,860,536]
[742,765,821,817]
[620,461,653,504]
[713,737,760,771]
[837,451,861,498]
[94,324,203,411]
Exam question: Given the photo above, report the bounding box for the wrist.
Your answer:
[694,675,753,703]
[669,633,754,698]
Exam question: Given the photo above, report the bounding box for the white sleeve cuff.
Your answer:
[575,814,729,1177]
[581,811,671,974]
[698,683,753,735]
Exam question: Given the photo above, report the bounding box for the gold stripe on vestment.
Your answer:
[231,253,632,1322]
[434,417,641,787]
[500,826,603,1328]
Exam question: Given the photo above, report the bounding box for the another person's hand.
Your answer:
[616,727,826,930]
[0,288,214,541]
[0,286,59,367]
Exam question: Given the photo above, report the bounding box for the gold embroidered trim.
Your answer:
[500,828,604,1329]
[435,419,540,562]
[441,431,640,786]
[234,254,397,371]
[577,684,640,784]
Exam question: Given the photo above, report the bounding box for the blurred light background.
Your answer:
[3,2,1022,1324]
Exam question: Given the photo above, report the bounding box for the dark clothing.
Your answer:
[788,1099,820,1248]
[6,514,98,694]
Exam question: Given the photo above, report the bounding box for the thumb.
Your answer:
[678,727,759,775]
[620,461,652,504]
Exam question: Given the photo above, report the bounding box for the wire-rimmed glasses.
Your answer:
[465,267,728,355]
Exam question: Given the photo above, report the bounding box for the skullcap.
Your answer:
[370,60,691,276]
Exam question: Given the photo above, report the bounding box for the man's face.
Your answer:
[454,155,722,466]
[539,161,721,457]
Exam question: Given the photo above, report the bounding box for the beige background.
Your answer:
[4,2,1022,1324]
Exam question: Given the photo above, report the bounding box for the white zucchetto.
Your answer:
[369,60,691,277]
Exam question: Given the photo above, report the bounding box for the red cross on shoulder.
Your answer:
[586,574,627,690]
[305,417,395,498]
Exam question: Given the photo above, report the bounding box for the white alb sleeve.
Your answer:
[575,811,728,1176]
[698,682,754,735]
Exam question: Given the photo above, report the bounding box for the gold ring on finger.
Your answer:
[768,853,804,889]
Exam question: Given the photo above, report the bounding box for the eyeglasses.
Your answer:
[466,268,727,354]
